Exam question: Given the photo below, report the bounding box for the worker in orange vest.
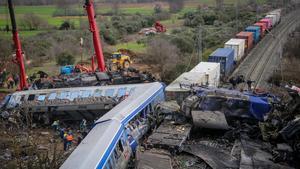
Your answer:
[66,133,74,150]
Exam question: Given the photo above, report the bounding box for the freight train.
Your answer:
[208,9,282,78]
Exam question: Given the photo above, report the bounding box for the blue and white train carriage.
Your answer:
[60,82,165,169]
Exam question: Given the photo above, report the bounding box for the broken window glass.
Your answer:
[28,94,35,101]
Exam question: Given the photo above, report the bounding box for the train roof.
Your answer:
[60,119,122,169]
[96,82,164,125]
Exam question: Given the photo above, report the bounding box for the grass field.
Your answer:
[113,42,146,53]
[0,0,268,30]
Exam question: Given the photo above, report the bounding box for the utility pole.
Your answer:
[196,25,202,63]
[235,0,239,33]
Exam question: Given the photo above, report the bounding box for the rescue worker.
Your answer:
[51,120,60,131]
[66,132,74,150]
[7,76,14,89]
[13,74,19,87]
[63,131,68,151]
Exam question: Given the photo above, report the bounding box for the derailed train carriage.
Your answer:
[181,87,276,130]
[1,84,147,122]
[60,82,165,169]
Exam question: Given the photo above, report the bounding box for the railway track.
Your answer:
[231,9,300,89]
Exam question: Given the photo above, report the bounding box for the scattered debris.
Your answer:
[135,149,172,169]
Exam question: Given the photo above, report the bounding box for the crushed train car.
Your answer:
[181,87,275,129]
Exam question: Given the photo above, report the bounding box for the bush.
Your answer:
[59,21,75,30]
[56,52,75,66]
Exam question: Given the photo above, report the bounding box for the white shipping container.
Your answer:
[224,38,245,61]
[265,14,277,26]
[190,62,220,87]
[268,9,281,24]
[166,72,207,93]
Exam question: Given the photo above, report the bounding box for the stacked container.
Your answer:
[208,48,234,77]
[190,62,220,87]
[259,18,272,30]
[245,26,260,43]
[253,22,267,37]
[265,14,277,27]
[224,38,245,61]
[268,9,281,24]
[236,31,254,52]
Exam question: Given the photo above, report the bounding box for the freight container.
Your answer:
[165,72,208,102]
[190,62,220,87]
[236,31,254,52]
[268,9,281,24]
[208,48,234,77]
[245,26,260,43]
[259,18,272,29]
[224,38,245,61]
[253,22,266,37]
[265,15,277,27]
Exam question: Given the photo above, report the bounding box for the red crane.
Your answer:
[7,0,28,90]
[84,0,106,72]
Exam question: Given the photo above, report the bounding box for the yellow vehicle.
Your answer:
[110,52,132,71]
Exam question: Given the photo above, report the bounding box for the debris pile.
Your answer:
[31,68,156,89]
[139,85,300,169]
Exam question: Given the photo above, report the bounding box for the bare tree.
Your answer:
[20,13,48,30]
[145,37,180,81]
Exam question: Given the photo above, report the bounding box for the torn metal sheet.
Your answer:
[183,144,239,169]
[192,110,230,130]
[147,121,192,151]
[240,138,294,169]
[135,149,172,169]
[280,117,300,141]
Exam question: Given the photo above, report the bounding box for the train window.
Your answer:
[48,93,56,100]
[118,140,124,152]
[82,90,92,98]
[37,94,46,101]
[70,91,78,101]
[107,158,113,169]
[28,94,35,101]
[117,88,127,97]
[94,90,102,97]
[105,89,115,97]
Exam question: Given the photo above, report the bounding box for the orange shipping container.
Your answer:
[254,22,267,37]
[236,31,254,52]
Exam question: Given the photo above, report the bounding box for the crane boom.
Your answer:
[84,0,106,72]
[8,0,28,90]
